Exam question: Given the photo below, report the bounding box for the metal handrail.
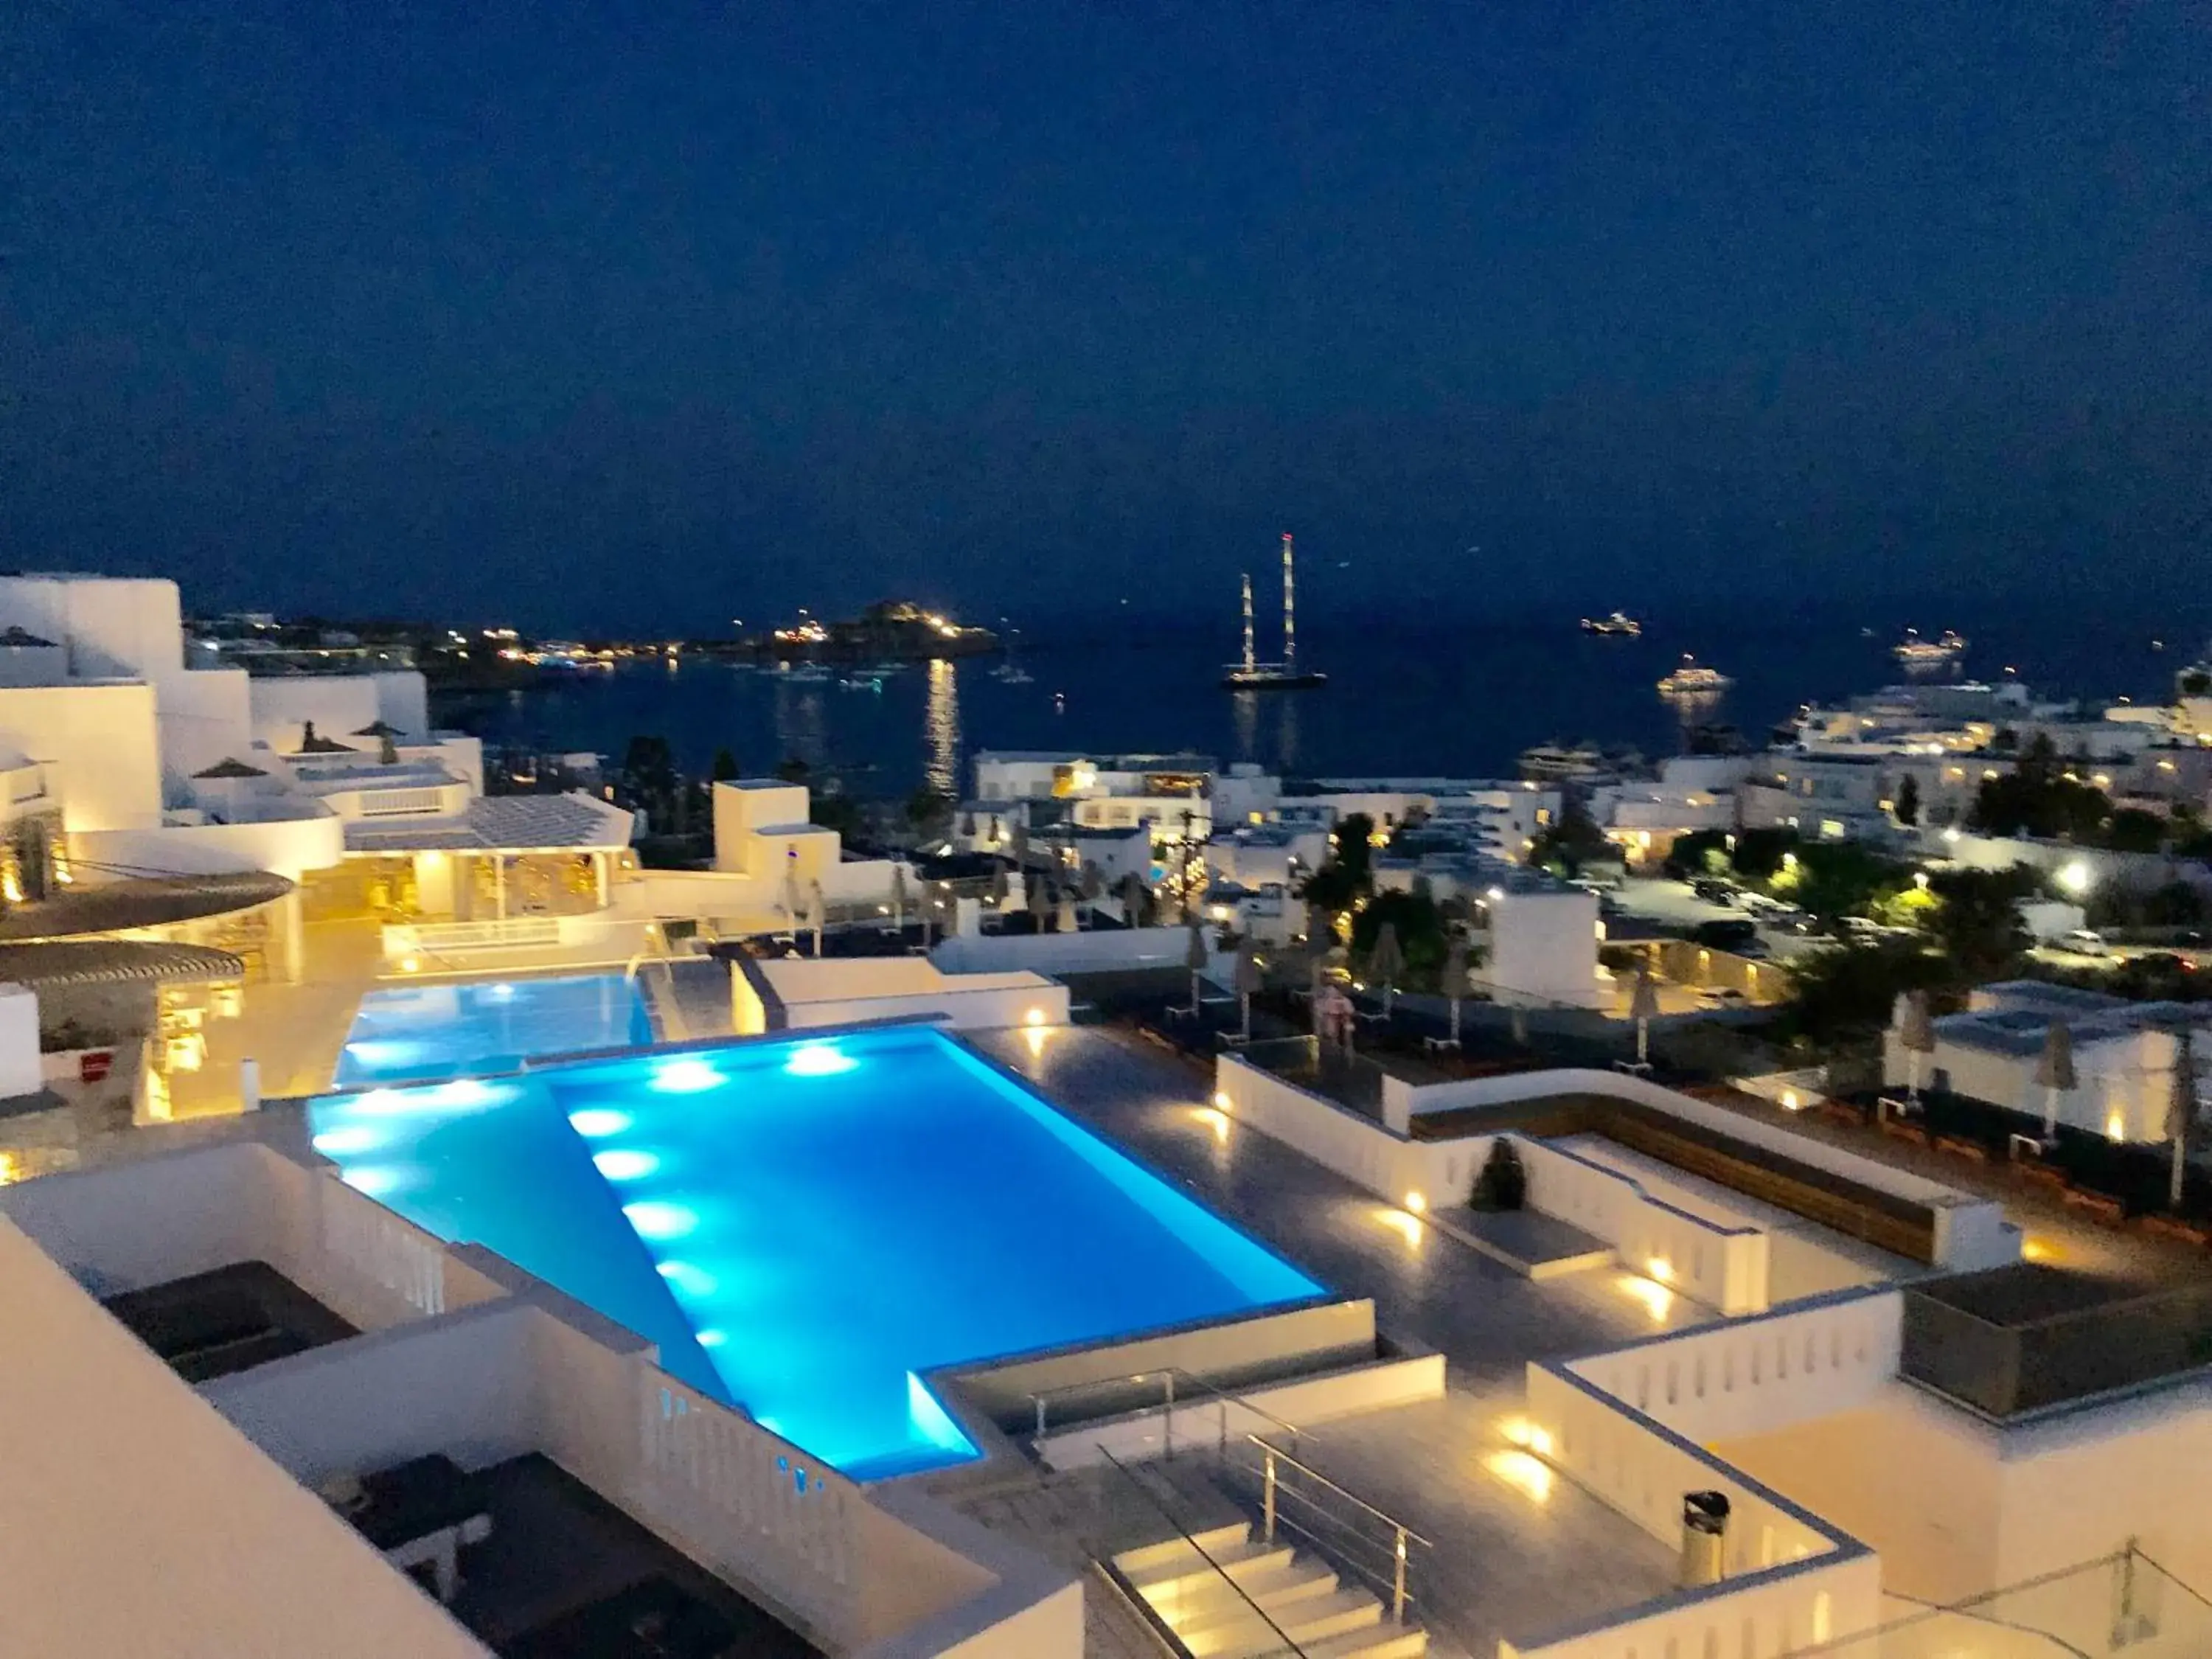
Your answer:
[1028,1367,1304,1458]
[1092,1446,1311,1659]
[1243,1434,1430,1626]
[1246,1436,1432,1546]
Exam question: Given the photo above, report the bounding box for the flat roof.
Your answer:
[754,956,1049,1003]
[344,793,633,854]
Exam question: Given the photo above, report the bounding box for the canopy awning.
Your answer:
[0,941,245,987]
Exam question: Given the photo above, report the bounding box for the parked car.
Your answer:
[2061,929,2110,956]
[1699,987,1750,1007]
[1690,877,1737,905]
[1691,918,1760,950]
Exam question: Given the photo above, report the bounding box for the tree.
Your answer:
[809,790,864,840]
[1924,867,2035,981]
[1349,888,1447,986]
[1527,800,1612,877]
[710,748,741,783]
[1969,734,2110,841]
[2104,809,2167,854]
[1893,774,1921,827]
[1787,939,1953,1043]
[773,754,812,785]
[1331,814,1377,887]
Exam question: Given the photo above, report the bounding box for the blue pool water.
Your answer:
[307,1026,1322,1478]
[333,975,651,1085]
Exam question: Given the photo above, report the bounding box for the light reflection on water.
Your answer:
[924,659,959,798]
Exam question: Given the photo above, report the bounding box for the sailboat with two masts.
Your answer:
[1221,533,1327,691]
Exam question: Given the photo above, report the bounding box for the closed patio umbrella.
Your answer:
[1630,967,1662,1067]
[1368,922,1405,1018]
[1444,933,1472,1046]
[2034,1019,2076,1142]
[2169,1024,2199,1211]
[1896,990,1936,1104]
[1234,942,1265,1042]
[1185,917,1210,1014]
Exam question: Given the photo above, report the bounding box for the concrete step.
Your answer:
[1141,1557,1341,1632]
[1298,1625,1430,1659]
[1113,1521,1252,1579]
[1125,1537,1296,1597]
[1179,1587,1385,1659]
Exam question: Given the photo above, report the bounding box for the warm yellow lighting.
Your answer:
[2058,861,2093,897]
[1375,1206,1425,1249]
[1780,1088,1801,1111]
[2021,1234,2063,1264]
[1193,1107,1231,1144]
[1213,1090,1232,1110]
[0,1150,23,1186]
[2105,1109,2126,1142]
[1484,1450,1555,1504]
[1618,1271,1674,1323]
[1781,852,1798,872]
[399,956,420,973]
[1023,1007,1046,1027]
[1500,1416,1554,1457]
[1403,1191,1427,1214]
[1646,1256,1673,1283]
[1021,1025,1050,1060]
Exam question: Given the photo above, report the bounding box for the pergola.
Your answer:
[342,794,636,919]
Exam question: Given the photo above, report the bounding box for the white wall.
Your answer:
[0,983,41,1099]
[0,1216,490,1659]
[933,924,1222,976]
[1488,886,1606,1009]
[0,681,163,830]
[1516,1136,1770,1315]
[250,672,432,751]
[779,981,1070,1033]
[1213,1050,1489,1212]
[73,812,347,882]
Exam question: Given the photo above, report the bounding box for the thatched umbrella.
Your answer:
[1368,922,1405,1018]
[1896,990,1936,1103]
[2169,1024,2199,1211]
[1444,933,1472,1046]
[353,719,404,765]
[1185,916,1210,1015]
[1234,942,1265,1042]
[1630,967,1662,1067]
[2034,1019,2076,1142]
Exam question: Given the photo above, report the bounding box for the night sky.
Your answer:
[3,1,2207,633]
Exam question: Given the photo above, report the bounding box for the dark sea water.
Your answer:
[445,597,2197,800]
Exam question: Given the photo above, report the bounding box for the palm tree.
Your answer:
[1630,967,1661,1068]
[1444,933,1471,1047]
[2034,1019,2076,1143]
[1234,942,1265,1042]
[1368,922,1405,1018]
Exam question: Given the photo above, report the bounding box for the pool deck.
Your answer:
[958,1026,1703,1658]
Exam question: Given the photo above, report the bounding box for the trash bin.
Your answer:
[1680,1490,1730,1587]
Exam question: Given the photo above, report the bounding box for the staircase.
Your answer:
[1112,1523,1428,1659]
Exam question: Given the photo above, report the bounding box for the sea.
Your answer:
[443,597,2199,801]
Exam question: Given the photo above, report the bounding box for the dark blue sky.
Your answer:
[3,1,2207,633]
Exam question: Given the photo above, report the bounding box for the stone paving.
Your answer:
[960,1026,1705,1655]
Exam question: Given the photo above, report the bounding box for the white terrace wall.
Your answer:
[0,1138,509,1332]
[1509,1292,1903,1659]
[1514,1135,1769,1315]
[932,925,1227,978]
[1212,1049,1489,1212]
[776,979,1071,1033]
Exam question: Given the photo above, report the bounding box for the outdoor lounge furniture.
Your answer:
[328,1453,493,1604]
[101,1261,356,1383]
[501,1576,745,1658]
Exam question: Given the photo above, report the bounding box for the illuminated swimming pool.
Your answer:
[307,1026,1322,1478]
[333,974,650,1085]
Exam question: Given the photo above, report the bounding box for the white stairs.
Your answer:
[1112,1521,1428,1659]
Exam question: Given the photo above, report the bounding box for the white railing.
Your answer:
[382,916,563,959]
[354,786,451,817]
[315,1175,447,1321]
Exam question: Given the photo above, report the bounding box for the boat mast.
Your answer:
[1240,573,1256,673]
[1281,532,1296,669]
